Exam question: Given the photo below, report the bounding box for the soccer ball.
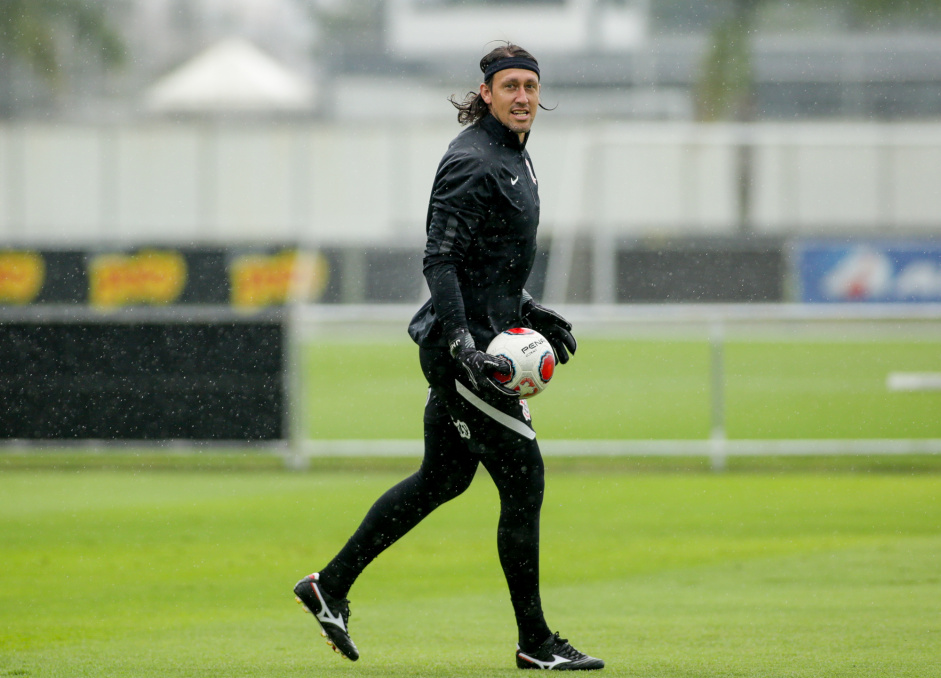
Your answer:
[486,328,555,398]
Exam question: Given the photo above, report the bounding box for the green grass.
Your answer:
[304,338,941,440]
[1,468,940,677]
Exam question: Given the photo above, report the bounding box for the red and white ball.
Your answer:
[486,328,555,398]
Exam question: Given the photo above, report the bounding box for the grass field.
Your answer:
[2,466,940,677]
[2,328,940,675]
[304,337,941,440]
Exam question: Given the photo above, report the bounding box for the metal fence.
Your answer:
[288,302,941,470]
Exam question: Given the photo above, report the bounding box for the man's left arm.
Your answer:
[520,291,577,364]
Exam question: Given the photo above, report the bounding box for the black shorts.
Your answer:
[419,346,536,456]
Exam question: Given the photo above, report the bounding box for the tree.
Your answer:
[0,0,124,117]
[695,0,760,122]
[696,0,941,121]
[694,0,941,231]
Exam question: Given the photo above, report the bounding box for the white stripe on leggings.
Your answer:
[454,380,536,440]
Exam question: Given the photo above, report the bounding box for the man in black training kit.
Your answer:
[294,43,604,671]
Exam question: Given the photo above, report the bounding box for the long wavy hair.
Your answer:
[449,43,544,126]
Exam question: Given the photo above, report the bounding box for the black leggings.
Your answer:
[319,348,549,643]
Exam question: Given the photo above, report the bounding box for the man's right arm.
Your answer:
[421,155,515,397]
[422,150,489,339]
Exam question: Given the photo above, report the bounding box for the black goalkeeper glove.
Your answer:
[521,299,578,364]
[447,328,518,399]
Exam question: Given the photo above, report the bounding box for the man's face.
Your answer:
[480,68,540,140]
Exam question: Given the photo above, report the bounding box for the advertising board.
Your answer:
[0,247,329,309]
[796,240,941,303]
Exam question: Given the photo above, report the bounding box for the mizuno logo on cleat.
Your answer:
[312,585,347,631]
[294,573,359,661]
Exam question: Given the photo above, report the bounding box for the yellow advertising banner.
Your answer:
[89,250,187,308]
[0,251,45,304]
[229,250,328,309]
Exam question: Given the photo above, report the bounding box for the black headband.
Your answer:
[483,56,540,81]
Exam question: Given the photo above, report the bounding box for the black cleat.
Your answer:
[293,572,359,661]
[516,632,604,670]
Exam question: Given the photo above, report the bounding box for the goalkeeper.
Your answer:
[293,42,603,671]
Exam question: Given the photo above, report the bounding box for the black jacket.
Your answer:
[408,113,540,351]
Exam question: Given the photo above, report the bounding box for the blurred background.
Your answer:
[2,0,941,451]
[2,0,941,306]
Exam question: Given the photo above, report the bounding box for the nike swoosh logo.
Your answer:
[510,176,519,185]
[518,652,572,669]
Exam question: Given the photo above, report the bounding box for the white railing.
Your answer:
[288,303,941,470]
[2,301,938,470]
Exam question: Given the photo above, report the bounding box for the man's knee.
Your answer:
[485,439,545,507]
[420,420,479,505]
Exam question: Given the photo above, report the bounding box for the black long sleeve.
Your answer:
[408,114,540,350]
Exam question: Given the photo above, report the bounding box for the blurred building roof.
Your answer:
[144,37,315,114]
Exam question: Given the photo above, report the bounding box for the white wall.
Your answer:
[2,120,941,245]
[386,0,646,55]
[750,124,941,233]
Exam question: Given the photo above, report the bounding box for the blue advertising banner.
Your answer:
[795,240,941,303]
[796,240,941,303]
